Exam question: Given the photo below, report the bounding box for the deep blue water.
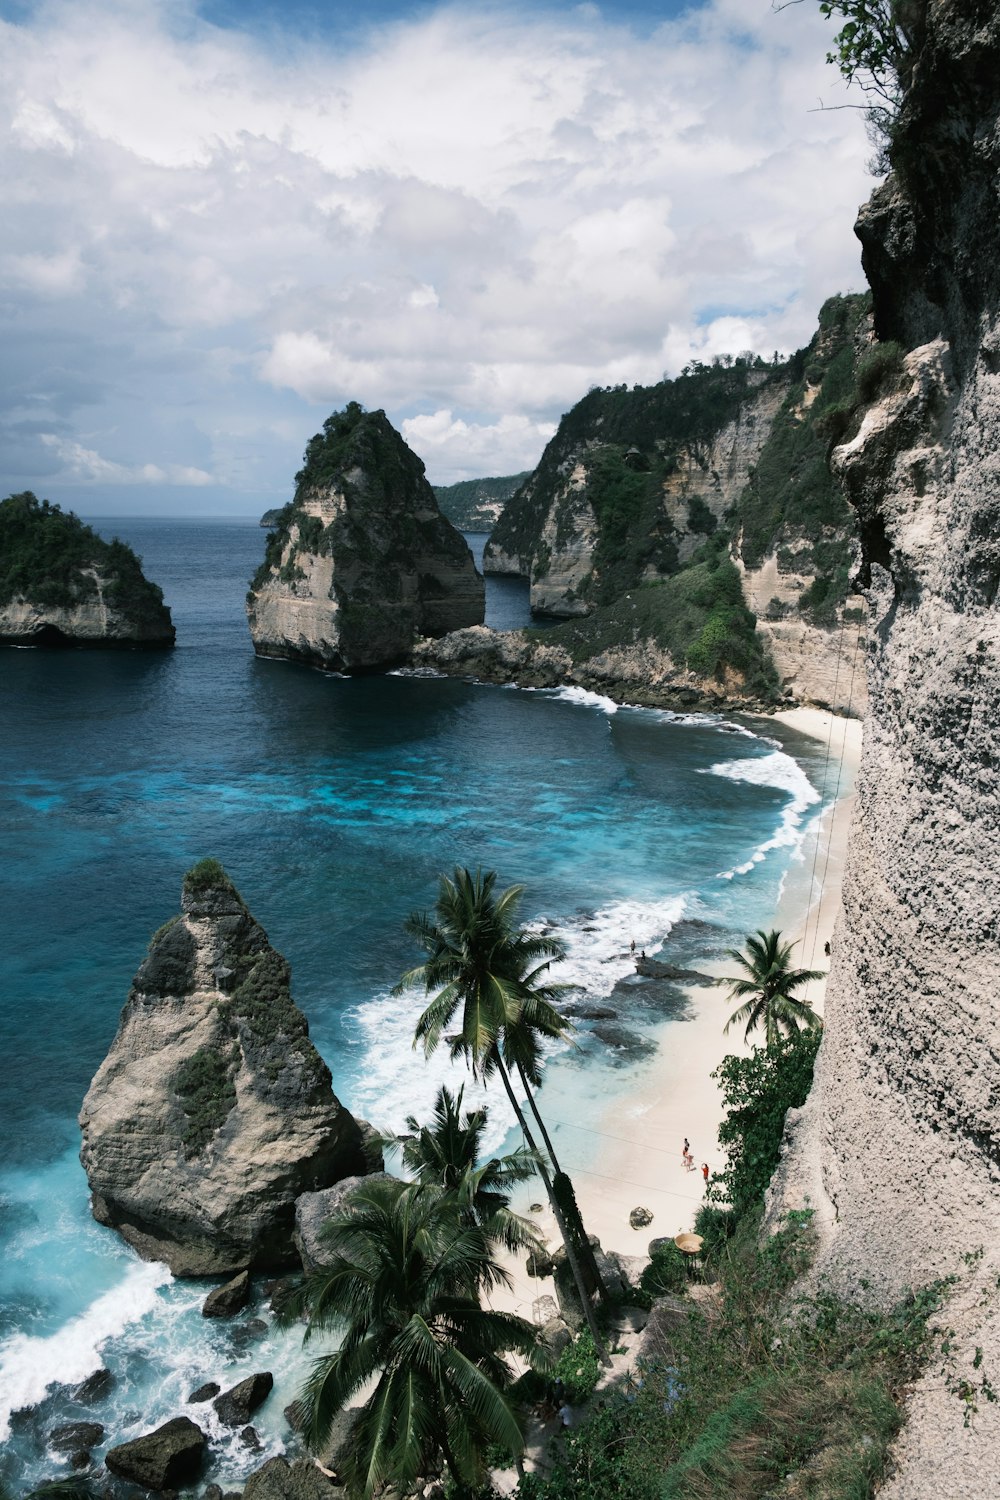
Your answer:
[0,519,836,1490]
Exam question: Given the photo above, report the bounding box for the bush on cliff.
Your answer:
[0,491,169,626]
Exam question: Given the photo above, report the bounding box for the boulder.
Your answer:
[73,1367,115,1405]
[189,1382,220,1403]
[240,1426,263,1451]
[246,404,484,673]
[540,1316,572,1355]
[49,1421,104,1454]
[243,1457,344,1500]
[629,1206,653,1229]
[79,864,369,1275]
[294,1174,395,1272]
[104,1416,206,1490]
[637,1296,689,1366]
[203,1270,251,1318]
[214,1372,274,1427]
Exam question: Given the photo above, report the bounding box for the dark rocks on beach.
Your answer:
[629,1206,654,1230]
[228,1318,269,1350]
[203,1269,251,1318]
[243,1456,344,1500]
[540,1315,572,1355]
[49,1421,105,1453]
[73,1367,115,1405]
[562,1004,618,1021]
[526,1247,558,1279]
[634,956,715,984]
[104,1416,207,1490]
[189,1382,221,1403]
[588,1022,658,1062]
[214,1372,274,1427]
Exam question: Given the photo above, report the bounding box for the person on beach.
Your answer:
[701,1162,709,1183]
[630,939,636,954]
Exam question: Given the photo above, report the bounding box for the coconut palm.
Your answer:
[396,1084,543,1257]
[718,929,824,1047]
[285,1175,544,1499]
[395,867,610,1361]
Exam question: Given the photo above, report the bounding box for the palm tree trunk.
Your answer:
[494,1059,610,1365]
[515,1061,608,1303]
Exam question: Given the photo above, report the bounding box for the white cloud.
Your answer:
[402,410,558,484]
[0,0,872,508]
[39,435,213,486]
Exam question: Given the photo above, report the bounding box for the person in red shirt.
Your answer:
[701,1162,709,1183]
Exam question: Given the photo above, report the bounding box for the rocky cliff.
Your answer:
[433,471,531,532]
[477,303,869,713]
[79,860,368,1275]
[246,403,484,671]
[767,6,1000,1492]
[0,492,174,648]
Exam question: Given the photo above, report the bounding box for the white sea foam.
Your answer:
[0,1260,172,1441]
[703,751,821,879]
[545,685,620,716]
[347,889,687,1151]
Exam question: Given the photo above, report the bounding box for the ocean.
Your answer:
[0,518,840,1490]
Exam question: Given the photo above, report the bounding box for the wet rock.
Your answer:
[203,1485,224,1500]
[73,1367,115,1405]
[49,1421,105,1453]
[69,1450,93,1470]
[203,1270,251,1319]
[214,1372,274,1427]
[228,1319,269,1350]
[240,1426,263,1452]
[189,1382,221,1403]
[104,1416,207,1490]
[284,1402,305,1434]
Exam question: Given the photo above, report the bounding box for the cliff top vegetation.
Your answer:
[0,491,170,623]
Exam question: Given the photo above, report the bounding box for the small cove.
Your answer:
[0,518,842,1490]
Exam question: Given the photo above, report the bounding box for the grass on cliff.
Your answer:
[534,545,778,701]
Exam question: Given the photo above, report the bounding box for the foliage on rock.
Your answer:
[0,491,172,633]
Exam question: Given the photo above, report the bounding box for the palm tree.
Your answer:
[395,867,611,1361]
[718,929,824,1047]
[284,1175,544,1499]
[395,1083,543,1257]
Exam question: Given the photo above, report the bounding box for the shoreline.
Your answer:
[503,705,863,1294]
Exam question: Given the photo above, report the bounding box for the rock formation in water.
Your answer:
[79,860,368,1275]
[0,492,174,648]
[477,300,869,714]
[767,5,1000,1491]
[247,403,484,671]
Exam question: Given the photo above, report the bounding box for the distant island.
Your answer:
[0,492,174,648]
[432,472,531,531]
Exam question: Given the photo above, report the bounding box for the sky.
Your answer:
[0,0,873,516]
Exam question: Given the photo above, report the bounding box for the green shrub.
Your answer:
[182,857,236,896]
[856,340,905,403]
[639,1241,688,1297]
[708,1029,821,1222]
[553,1331,601,1404]
[173,1043,238,1154]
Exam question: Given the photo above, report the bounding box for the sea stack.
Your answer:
[79,860,368,1274]
[246,402,484,671]
[0,492,174,648]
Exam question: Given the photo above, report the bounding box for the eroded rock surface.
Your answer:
[79,862,368,1274]
[247,403,483,671]
[767,6,1000,1492]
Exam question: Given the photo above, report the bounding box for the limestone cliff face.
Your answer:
[247,404,483,671]
[79,863,367,1275]
[768,6,1000,1491]
[0,492,174,648]
[480,306,869,712]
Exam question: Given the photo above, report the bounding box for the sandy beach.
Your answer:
[493,707,863,1323]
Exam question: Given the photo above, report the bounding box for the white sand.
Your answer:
[505,707,864,1276]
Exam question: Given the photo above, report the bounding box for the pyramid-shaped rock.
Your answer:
[79,860,368,1274]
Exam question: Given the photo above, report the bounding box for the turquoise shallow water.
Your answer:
[0,519,837,1490]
